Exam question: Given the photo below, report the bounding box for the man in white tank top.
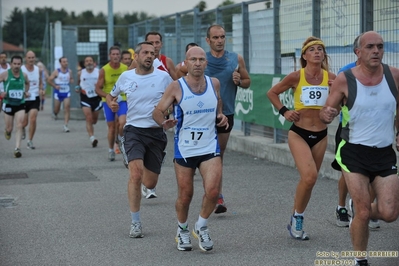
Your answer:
[153,46,228,252]
[76,56,102,147]
[21,51,44,149]
[47,57,74,132]
[0,51,10,110]
[320,31,399,266]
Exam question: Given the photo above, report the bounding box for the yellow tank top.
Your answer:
[294,68,329,110]
[102,63,128,102]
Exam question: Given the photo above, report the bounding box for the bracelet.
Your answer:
[279,106,289,116]
[238,80,242,86]
[396,131,399,137]
[75,85,81,90]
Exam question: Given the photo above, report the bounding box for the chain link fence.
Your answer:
[44,0,399,150]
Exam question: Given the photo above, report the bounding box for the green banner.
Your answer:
[234,73,294,130]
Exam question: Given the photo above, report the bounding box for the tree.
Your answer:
[218,0,241,32]
[196,1,207,12]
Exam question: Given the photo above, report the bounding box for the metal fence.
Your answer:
[47,0,399,150]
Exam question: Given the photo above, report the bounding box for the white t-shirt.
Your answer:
[110,68,173,128]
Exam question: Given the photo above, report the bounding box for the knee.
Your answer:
[355,206,371,222]
[128,168,143,185]
[205,187,220,201]
[378,205,399,223]
[300,173,318,189]
[178,192,193,206]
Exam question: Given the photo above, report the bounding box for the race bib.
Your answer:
[8,90,23,99]
[59,84,70,93]
[301,86,328,107]
[26,92,36,101]
[85,88,97,98]
[181,128,205,146]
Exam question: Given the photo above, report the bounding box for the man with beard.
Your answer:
[76,56,102,147]
[106,42,173,238]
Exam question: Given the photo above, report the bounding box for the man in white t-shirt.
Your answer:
[106,41,173,239]
[21,51,44,149]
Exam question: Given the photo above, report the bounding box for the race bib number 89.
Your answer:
[301,86,328,107]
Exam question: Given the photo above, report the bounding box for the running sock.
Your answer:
[178,221,188,231]
[109,148,114,153]
[131,211,140,223]
[338,205,346,210]
[294,210,304,217]
[196,215,208,229]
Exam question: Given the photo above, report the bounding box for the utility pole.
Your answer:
[107,0,114,51]
[0,0,3,51]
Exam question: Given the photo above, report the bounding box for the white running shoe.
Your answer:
[90,136,98,148]
[192,224,213,251]
[176,227,192,251]
[27,141,36,150]
[129,222,143,238]
[63,125,70,132]
[141,184,157,199]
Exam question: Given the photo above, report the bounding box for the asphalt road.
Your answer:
[0,102,398,266]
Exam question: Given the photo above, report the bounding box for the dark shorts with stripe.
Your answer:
[336,141,397,183]
[25,96,40,113]
[123,125,167,174]
[290,123,327,148]
[80,94,103,112]
[2,103,26,116]
[331,123,342,171]
[174,153,220,169]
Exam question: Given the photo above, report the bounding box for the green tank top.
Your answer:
[102,63,127,102]
[3,69,25,106]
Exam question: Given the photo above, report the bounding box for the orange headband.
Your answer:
[301,40,325,54]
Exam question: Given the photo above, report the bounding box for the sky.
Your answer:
[2,0,253,23]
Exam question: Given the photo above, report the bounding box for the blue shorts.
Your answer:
[54,90,70,102]
[102,101,127,122]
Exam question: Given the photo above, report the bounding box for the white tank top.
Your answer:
[0,63,10,92]
[21,65,40,100]
[174,75,220,159]
[342,75,396,147]
[55,68,71,93]
[80,68,99,98]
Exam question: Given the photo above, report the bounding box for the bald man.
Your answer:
[21,51,44,149]
[320,31,399,266]
[153,46,228,252]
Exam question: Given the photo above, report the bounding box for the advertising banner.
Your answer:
[234,74,293,130]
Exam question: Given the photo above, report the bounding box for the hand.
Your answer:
[284,110,300,122]
[162,119,178,130]
[109,97,119,112]
[216,114,229,130]
[232,65,241,85]
[320,106,338,123]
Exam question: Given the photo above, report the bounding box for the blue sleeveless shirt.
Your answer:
[205,50,238,115]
